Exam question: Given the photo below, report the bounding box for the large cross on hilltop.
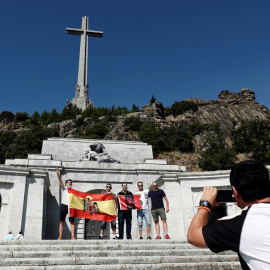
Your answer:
[66,16,103,110]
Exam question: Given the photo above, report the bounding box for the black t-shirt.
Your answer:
[148,189,166,210]
[202,203,270,270]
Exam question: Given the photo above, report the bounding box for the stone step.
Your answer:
[0,240,188,245]
[0,248,235,258]
[0,255,239,266]
[0,262,242,270]
[0,240,240,270]
[0,243,217,252]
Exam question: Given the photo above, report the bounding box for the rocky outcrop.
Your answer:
[141,101,165,121]
[105,115,139,141]
[59,120,77,137]
[172,89,270,135]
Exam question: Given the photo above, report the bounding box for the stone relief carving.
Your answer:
[80,143,121,163]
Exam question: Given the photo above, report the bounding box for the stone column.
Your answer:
[23,170,50,241]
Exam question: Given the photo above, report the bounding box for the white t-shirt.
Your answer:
[203,202,270,270]
[135,190,149,210]
[61,186,68,205]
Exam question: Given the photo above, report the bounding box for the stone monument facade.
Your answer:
[0,138,245,241]
[66,16,103,110]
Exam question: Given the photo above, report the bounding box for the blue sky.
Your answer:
[1,0,270,115]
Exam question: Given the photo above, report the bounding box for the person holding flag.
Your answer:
[135,181,151,239]
[117,183,133,240]
[56,167,76,240]
[99,183,118,240]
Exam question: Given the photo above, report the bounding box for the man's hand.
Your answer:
[187,186,218,248]
[201,186,218,208]
[166,207,169,213]
[56,167,64,188]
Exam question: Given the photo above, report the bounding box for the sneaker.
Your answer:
[112,236,118,240]
[71,236,76,240]
[155,236,161,239]
[165,234,170,239]
[147,236,152,240]
[139,237,143,240]
[58,236,62,240]
[99,235,103,239]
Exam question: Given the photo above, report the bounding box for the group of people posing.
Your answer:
[56,167,170,240]
[102,181,170,240]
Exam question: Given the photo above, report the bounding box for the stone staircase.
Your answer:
[0,240,241,269]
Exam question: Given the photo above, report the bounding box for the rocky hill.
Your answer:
[105,88,270,140]
[1,88,269,171]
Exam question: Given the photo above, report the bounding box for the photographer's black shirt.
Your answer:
[202,203,270,270]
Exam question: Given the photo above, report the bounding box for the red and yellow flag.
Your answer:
[68,188,117,222]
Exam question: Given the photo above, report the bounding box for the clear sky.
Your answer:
[1,0,270,115]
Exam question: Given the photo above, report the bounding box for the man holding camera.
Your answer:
[187,160,270,269]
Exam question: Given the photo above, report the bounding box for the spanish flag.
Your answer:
[68,188,117,222]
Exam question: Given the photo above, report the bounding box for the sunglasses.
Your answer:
[106,186,112,188]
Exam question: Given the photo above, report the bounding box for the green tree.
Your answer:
[9,127,59,159]
[14,112,29,122]
[84,122,110,139]
[166,101,198,117]
[198,130,237,171]
[131,104,139,112]
[150,95,156,105]
[40,111,50,125]
[139,122,158,153]
[189,122,210,136]
[0,111,14,122]
[0,131,16,164]
[61,104,82,121]
[124,116,142,132]
[30,111,40,126]
[231,120,270,162]
[49,108,60,123]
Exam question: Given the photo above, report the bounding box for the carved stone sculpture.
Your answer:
[80,143,121,163]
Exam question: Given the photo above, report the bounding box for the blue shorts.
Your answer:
[137,209,151,229]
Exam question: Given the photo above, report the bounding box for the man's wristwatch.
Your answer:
[199,200,212,211]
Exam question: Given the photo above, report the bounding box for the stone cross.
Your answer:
[66,16,103,110]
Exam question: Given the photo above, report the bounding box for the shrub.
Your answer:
[124,117,142,131]
[14,112,29,122]
[166,101,198,117]
[61,104,82,121]
[49,108,60,123]
[84,122,110,139]
[0,111,14,123]
[231,120,270,162]
[131,104,140,112]
[40,111,50,125]
[198,130,237,171]
[139,123,194,156]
